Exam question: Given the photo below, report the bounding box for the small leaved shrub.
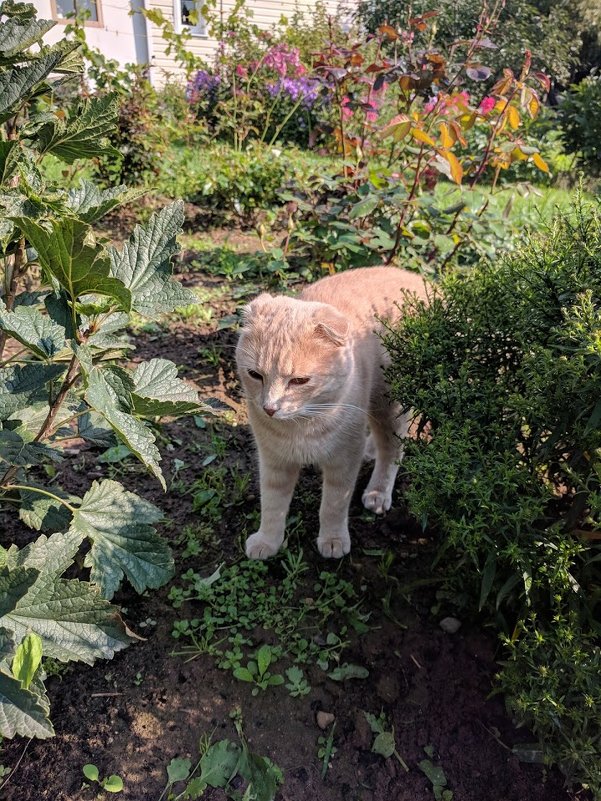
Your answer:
[558,76,601,173]
[155,143,292,222]
[384,198,601,794]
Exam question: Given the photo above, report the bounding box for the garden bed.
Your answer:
[0,251,577,801]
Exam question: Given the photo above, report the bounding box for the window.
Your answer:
[175,0,207,37]
[52,0,102,25]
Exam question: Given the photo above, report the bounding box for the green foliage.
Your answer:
[356,0,596,84]
[256,13,550,276]
[0,4,205,740]
[558,76,601,173]
[170,549,365,693]
[82,763,124,794]
[160,711,283,801]
[155,142,291,223]
[365,711,410,772]
[383,197,601,792]
[232,644,285,695]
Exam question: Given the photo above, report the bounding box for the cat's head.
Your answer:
[236,293,351,421]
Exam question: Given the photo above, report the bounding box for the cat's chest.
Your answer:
[253,414,362,466]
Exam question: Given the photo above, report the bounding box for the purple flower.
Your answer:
[186,70,221,103]
[266,77,321,108]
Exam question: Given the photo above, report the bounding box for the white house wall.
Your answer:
[30,0,355,87]
[148,0,354,86]
[31,0,144,67]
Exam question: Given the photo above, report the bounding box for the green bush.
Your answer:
[558,77,601,173]
[155,143,294,221]
[383,198,601,794]
[0,4,204,739]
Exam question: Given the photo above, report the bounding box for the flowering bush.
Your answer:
[253,8,553,276]
[186,27,331,149]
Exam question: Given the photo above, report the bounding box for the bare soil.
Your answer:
[0,247,582,801]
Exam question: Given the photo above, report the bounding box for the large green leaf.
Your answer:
[67,181,141,224]
[0,2,38,21]
[35,95,120,164]
[132,358,201,417]
[0,300,66,358]
[109,202,197,316]
[85,366,165,488]
[0,17,54,59]
[5,530,83,578]
[14,216,131,310]
[70,479,173,600]
[77,411,116,447]
[0,566,38,618]
[0,429,62,467]
[18,486,75,532]
[0,140,18,184]
[0,43,77,123]
[0,557,133,664]
[0,362,65,420]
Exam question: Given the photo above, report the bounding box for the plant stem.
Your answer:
[0,355,80,487]
[385,144,427,264]
[34,354,80,443]
[0,484,77,514]
[0,238,26,360]
[268,95,305,147]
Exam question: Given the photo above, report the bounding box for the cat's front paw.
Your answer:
[362,488,392,515]
[317,532,351,559]
[245,532,282,560]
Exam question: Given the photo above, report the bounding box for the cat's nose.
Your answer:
[263,405,277,417]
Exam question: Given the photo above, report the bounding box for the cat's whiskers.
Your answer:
[303,402,377,422]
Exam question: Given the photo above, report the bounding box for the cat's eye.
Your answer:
[248,369,263,381]
[289,377,310,386]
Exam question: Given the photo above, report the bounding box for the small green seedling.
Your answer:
[328,662,369,681]
[233,644,284,695]
[285,666,311,697]
[82,764,124,794]
[419,746,453,800]
[364,712,409,773]
[159,711,283,801]
[317,722,337,779]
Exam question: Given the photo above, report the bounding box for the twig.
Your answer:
[409,653,423,670]
[0,737,32,793]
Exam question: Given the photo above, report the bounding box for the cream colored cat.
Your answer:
[236,266,427,560]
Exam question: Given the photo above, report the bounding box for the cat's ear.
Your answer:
[241,293,273,325]
[314,306,349,347]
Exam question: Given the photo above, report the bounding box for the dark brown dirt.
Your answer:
[0,264,581,801]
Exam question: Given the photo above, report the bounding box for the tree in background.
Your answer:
[356,0,600,85]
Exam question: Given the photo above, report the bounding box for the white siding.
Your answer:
[31,0,143,67]
[148,0,355,86]
[30,0,356,85]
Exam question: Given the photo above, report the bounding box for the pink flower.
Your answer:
[236,64,247,78]
[479,96,496,114]
[425,91,470,115]
[365,100,378,122]
[262,44,306,78]
[341,96,352,120]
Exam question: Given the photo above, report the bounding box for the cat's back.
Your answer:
[299,266,427,327]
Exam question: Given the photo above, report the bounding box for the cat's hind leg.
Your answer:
[362,401,408,515]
